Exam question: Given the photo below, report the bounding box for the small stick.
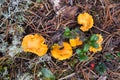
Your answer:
[59,73,76,80]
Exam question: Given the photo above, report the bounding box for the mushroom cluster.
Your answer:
[22,34,48,56]
[77,12,94,31]
[21,12,103,61]
[89,34,103,53]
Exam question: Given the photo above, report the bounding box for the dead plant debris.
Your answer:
[0,0,120,80]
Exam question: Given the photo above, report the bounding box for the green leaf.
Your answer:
[71,28,79,35]
[63,28,72,38]
[83,44,90,52]
[95,62,106,75]
[36,0,41,2]
[117,52,120,57]
[90,34,98,42]
[104,53,114,61]
[91,42,99,48]
[41,68,55,80]
[65,27,71,33]
[64,32,71,36]
[63,33,71,39]
[79,54,88,62]
[83,38,88,42]
[76,49,83,55]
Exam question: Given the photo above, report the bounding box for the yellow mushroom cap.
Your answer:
[77,12,94,31]
[96,34,103,44]
[89,34,103,53]
[22,34,48,56]
[89,45,102,53]
[51,42,73,60]
[69,36,83,47]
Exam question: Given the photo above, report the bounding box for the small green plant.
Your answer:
[76,48,88,62]
[63,28,101,62]
[63,27,72,38]
[104,53,114,61]
[76,34,99,62]
[63,27,78,39]
[95,62,106,75]
[90,34,99,42]
[41,68,55,80]
[88,34,99,48]
[117,52,120,57]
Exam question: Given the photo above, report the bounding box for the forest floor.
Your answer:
[0,0,120,80]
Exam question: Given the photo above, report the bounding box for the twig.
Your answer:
[102,34,113,52]
[93,26,110,34]
[59,73,76,80]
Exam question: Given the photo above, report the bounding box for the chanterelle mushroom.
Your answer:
[89,34,103,53]
[22,34,48,56]
[51,42,73,60]
[69,36,83,47]
[77,12,94,31]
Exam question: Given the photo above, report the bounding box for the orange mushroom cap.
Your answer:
[89,45,102,53]
[69,36,83,47]
[89,34,103,53]
[51,42,73,60]
[77,12,94,31]
[21,34,48,56]
[96,34,103,44]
